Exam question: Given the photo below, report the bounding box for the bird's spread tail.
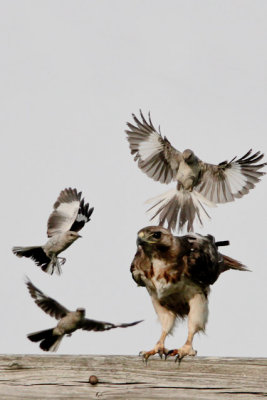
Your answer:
[12,246,43,258]
[12,246,62,275]
[220,254,250,272]
[146,188,216,232]
[27,328,54,342]
[27,328,63,352]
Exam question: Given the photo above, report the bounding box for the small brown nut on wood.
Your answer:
[89,375,98,385]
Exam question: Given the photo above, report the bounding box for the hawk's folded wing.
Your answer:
[26,279,69,319]
[80,318,142,331]
[195,150,266,204]
[182,234,247,286]
[126,110,182,184]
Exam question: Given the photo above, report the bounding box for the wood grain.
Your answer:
[0,355,266,399]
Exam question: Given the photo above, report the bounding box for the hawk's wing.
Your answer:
[26,279,69,319]
[126,110,182,184]
[181,234,248,286]
[195,150,266,204]
[47,188,93,237]
[80,318,142,331]
[181,234,221,286]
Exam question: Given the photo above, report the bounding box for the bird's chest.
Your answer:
[148,258,201,303]
[176,161,199,187]
[45,233,72,255]
[56,314,81,335]
[148,259,180,297]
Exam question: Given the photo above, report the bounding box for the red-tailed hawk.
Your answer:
[12,188,94,275]
[130,225,248,362]
[126,111,266,232]
[26,279,142,352]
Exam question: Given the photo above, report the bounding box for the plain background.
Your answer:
[1,0,266,357]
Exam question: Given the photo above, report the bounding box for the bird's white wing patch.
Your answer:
[195,150,266,204]
[138,132,163,161]
[57,202,79,221]
[76,213,88,223]
[225,164,248,195]
[47,200,80,237]
[126,111,182,184]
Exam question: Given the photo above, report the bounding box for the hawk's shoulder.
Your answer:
[130,245,153,287]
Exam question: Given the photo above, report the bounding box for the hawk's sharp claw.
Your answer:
[138,347,168,362]
[174,353,182,364]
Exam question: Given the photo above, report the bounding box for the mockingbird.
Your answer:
[126,111,266,232]
[13,188,94,275]
[26,279,143,352]
[130,225,248,362]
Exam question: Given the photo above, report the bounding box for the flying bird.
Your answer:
[12,188,94,275]
[130,225,248,362]
[26,279,143,352]
[126,111,266,231]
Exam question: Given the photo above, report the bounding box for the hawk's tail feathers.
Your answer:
[146,188,216,232]
[221,254,250,272]
[27,329,63,352]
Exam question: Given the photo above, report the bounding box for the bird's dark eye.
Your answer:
[152,232,162,239]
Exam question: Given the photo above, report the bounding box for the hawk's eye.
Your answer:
[152,232,162,239]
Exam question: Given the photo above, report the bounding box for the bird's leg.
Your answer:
[139,330,169,361]
[167,293,208,363]
[58,257,66,265]
[50,256,63,275]
[139,297,176,362]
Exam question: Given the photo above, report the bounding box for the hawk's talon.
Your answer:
[166,346,197,363]
[175,354,183,364]
[158,349,164,359]
[139,351,150,365]
[165,349,179,359]
[139,347,168,362]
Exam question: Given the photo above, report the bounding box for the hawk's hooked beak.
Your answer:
[137,231,156,245]
[137,231,146,245]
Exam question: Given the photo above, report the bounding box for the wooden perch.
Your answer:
[0,355,266,399]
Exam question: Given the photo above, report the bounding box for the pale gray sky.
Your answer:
[1,0,266,357]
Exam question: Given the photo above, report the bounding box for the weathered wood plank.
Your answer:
[0,355,266,399]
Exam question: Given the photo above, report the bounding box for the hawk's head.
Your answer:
[137,226,174,256]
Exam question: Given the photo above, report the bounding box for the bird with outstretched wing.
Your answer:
[12,188,94,274]
[26,279,143,352]
[126,111,266,231]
